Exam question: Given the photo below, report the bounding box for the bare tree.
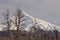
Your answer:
[2,9,13,40]
[14,8,27,40]
[2,9,10,30]
[14,8,22,40]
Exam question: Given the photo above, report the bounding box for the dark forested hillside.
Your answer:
[0,29,60,40]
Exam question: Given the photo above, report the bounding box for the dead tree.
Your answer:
[14,8,27,40]
[14,8,22,40]
[2,9,13,40]
[2,9,10,30]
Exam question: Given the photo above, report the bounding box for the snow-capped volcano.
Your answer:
[0,11,60,32]
[10,11,60,32]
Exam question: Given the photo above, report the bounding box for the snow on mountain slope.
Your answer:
[35,18,60,32]
[10,11,60,32]
[0,11,60,32]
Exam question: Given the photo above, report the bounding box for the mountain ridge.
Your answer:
[0,11,60,32]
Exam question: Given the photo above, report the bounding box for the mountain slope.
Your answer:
[0,11,60,32]
[10,11,60,32]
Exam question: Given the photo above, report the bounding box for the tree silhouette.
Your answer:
[2,9,13,40]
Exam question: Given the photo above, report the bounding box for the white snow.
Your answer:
[0,11,60,32]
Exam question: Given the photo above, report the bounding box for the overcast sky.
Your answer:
[0,0,60,26]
